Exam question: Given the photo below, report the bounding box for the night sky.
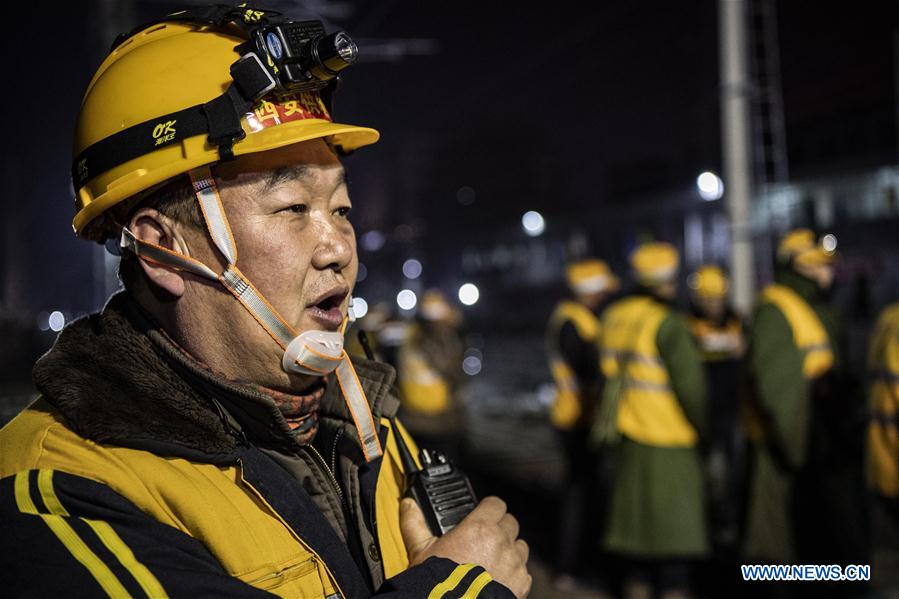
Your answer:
[2,0,898,318]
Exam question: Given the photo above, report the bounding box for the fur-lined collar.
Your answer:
[32,293,397,465]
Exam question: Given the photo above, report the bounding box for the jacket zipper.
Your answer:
[303,443,344,502]
[330,428,345,476]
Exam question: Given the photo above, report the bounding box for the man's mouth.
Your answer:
[306,287,349,330]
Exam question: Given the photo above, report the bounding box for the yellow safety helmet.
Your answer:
[688,265,729,300]
[777,229,836,268]
[565,259,619,295]
[73,7,379,240]
[630,241,680,286]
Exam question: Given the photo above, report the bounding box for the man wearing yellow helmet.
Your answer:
[544,258,619,590]
[867,301,899,519]
[597,241,708,598]
[397,290,466,457]
[0,6,529,598]
[685,265,744,551]
[744,229,866,567]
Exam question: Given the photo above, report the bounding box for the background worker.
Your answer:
[599,242,708,599]
[397,289,466,459]
[545,258,619,590]
[744,229,867,574]
[868,301,899,523]
[686,265,745,552]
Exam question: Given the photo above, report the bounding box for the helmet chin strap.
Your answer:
[119,166,383,462]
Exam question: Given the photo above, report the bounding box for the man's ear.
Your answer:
[128,208,188,298]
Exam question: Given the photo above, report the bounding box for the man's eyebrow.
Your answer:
[261,164,347,193]
[262,165,310,193]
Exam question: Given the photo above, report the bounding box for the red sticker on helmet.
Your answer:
[244,92,331,133]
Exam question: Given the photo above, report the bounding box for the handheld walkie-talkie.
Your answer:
[358,330,478,535]
[395,432,478,536]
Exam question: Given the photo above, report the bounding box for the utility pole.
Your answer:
[719,0,756,314]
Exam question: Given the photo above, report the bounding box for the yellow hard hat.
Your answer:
[73,11,379,240]
[565,259,619,295]
[630,242,680,286]
[688,265,728,299]
[777,229,835,268]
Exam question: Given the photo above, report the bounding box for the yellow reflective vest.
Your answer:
[546,300,602,429]
[761,284,834,379]
[868,302,899,498]
[600,296,698,447]
[398,326,451,416]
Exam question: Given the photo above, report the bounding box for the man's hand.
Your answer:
[400,496,531,598]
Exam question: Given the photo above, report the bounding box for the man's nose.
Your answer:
[310,215,353,272]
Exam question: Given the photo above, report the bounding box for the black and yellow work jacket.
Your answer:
[0,294,512,599]
[545,300,603,430]
[868,302,899,499]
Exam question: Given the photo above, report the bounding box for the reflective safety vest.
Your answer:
[687,315,743,362]
[546,300,601,429]
[600,296,698,448]
[761,284,834,379]
[397,326,450,416]
[868,303,899,498]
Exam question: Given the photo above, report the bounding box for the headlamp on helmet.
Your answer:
[237,20,358,93]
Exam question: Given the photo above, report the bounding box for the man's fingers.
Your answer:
[515,539,529,563]
[498,513,520,542]
[467,496,507,524]
[399,498,436,558]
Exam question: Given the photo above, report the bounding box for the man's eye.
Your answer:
[335,206,351,218]
[285,204,308,214]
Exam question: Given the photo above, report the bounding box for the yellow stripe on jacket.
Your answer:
[761,284,834,379]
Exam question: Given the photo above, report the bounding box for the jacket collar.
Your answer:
[32,292,397,464]
[775,267,823,304]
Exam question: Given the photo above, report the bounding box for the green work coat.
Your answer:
[603,298,709,557]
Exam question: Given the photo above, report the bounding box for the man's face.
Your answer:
[655,280,678,300]
[178,139,357,390]
[577,291,606,311]
[796,261,835,291]
[697,296,726,320]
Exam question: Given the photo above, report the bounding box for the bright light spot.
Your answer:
[361,230,386,252]
[402,258,423,280]
[37,311,50,332]
[696,171,724,201]
[537,382,557,407]
[396,289,417,311]
[356,263,368,283]
[458,283,480,306]
[822,234,838,253]
[351,297,369,319]
[457,185,476,206]
[48,311,66,332]
[521,211,546,236]
[462,355,482,376]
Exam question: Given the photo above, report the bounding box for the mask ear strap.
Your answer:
[336,351,383,462]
